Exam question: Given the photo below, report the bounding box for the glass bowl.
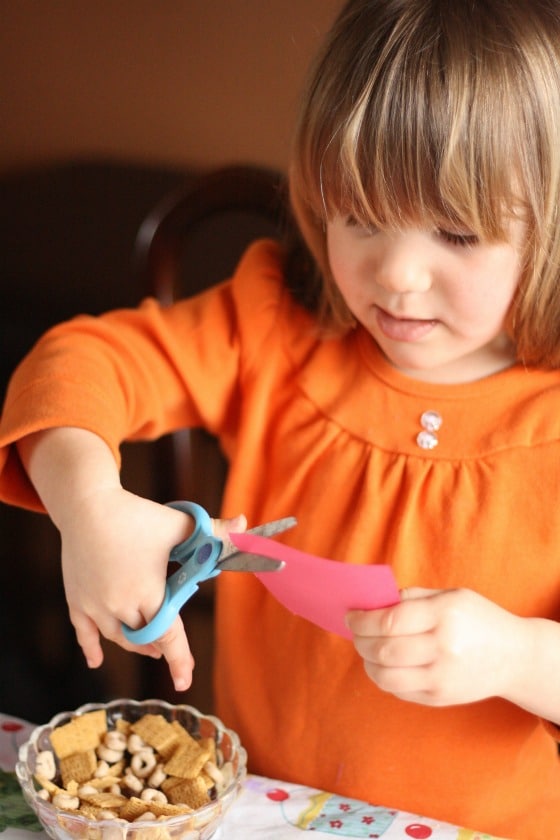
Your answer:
[16,698,247,840]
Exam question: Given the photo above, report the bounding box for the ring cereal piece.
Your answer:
[147,763,167,789]
[126,734,146,754]
[97,744,125,764]
[122,772,144,795]
[131,749,157,778]
[35,750,56,780]
[52,792,80,811]
[104,731,127,752]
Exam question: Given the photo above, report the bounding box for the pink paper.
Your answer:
[229,532,400,639]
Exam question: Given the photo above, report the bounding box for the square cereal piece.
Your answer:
[60,749,97,787]
[34,775,65,797]
[118,797,150,822]
[115,718,131,735]
[79,791,128,810]
[160,776,182,796]
[198,737,217,764]
[163,738,211,780]
[170,720,193,744]
[50,710,107,759]
[144,801,193,818]
[164,776,210,810]
[130,715,180,757]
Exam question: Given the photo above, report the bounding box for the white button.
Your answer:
[420,410,442,433]
[416,430,439,449]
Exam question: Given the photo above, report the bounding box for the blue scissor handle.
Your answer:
[122,501,223,645]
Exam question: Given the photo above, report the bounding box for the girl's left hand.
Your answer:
[346,587,525,706]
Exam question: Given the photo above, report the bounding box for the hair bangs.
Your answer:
[294,1,528,245]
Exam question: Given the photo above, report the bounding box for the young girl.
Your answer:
[1,0,560,836]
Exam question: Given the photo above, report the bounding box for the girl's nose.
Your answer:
[375,235,433,294]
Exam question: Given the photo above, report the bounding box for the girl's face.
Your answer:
[326,214,525,383]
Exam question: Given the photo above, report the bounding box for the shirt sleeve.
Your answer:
[0,239,286,510]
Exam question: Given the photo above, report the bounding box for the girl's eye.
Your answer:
[437,228,479,247]
[345,215,376,234]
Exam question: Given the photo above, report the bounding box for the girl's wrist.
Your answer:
[500,616,560,724]
[17,427,122,530]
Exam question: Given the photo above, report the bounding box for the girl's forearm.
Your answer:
[503,616,560,725]
[16,427,121,530]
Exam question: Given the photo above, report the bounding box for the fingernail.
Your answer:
[174,678,188,692]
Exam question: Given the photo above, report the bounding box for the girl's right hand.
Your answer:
[57,484,198,691]
[16,426,245,692]
[58,485,247,692]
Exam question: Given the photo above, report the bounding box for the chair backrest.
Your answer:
[133,164,287,513]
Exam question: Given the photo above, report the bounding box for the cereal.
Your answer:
[163,776,210,810]
[35,750,56,780]
[59,749,97,787]
[34,710,230,824]
[140,789,167,804]
[52,792,80,811]
[97,744,125,764]
[79,791,128,810]
[130,716,179,757]
[163,735,212,780]
[126,734,146,755]
[50,710,107,759]
[130,749,157,778]
[202,760,223,787]
[122,771,143,795]
[147,763,166,789]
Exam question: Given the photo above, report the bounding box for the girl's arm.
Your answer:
[346,587,560,725]
[17,427,199,690]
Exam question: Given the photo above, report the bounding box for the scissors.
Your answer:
[122,500,296,645]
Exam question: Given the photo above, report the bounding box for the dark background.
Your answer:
[0,161,209,723]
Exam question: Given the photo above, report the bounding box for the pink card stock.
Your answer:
[229,532,400,639]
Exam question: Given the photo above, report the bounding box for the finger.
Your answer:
[363,661,435,699]
[212,514,247,538]
[80,605,164,661]
[70,610,105,669]
[354,632,436,669]
[400,587,442,600]
[348,595,440,638]
[152,617,195,692]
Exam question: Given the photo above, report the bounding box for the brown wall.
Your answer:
[1,0,343,175]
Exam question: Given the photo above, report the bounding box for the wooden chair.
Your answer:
[131,164,287,709]
[132,163,287,514]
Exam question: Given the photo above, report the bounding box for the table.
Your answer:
[0,713,507,840]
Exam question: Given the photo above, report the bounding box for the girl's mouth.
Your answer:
[375,306,438,342]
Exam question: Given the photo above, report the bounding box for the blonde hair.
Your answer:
[289,0,560,367]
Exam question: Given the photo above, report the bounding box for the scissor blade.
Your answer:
[217,515,296,571]
[247,516,297,538]
[218,552,285,572]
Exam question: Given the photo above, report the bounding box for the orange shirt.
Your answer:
[2,240,560,839]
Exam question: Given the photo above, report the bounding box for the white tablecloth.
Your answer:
[0,713,507,840]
